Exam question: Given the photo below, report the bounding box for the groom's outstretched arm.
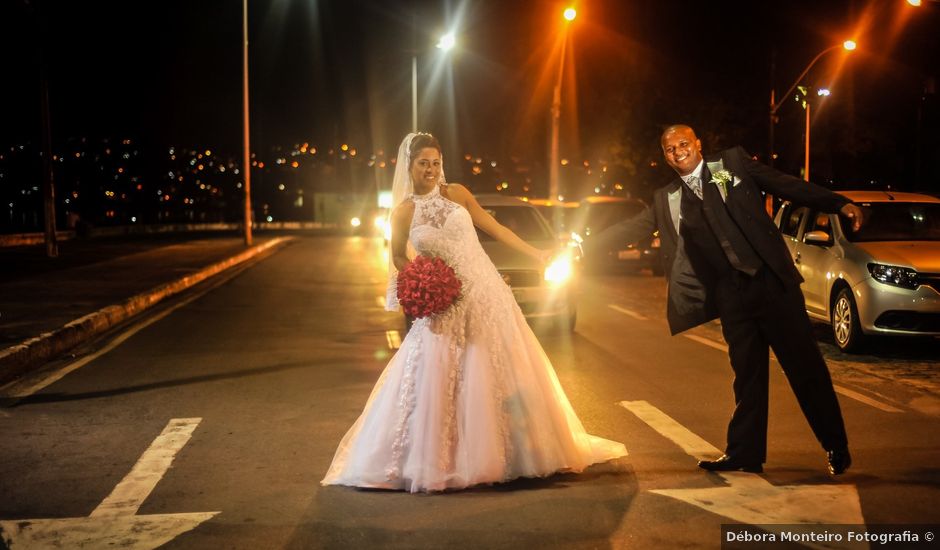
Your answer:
[583,206,657,259]
[733,146,849,214]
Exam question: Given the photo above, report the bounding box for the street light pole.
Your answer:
[412,55,418,133]
[411,32,456,134]
[242,0,253,246]
[549,7,576,214]
[768,40,855,175]
[804,99,811,182]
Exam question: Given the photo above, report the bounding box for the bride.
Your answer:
[321,132,627,493]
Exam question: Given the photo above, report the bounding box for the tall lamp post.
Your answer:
[768,40,856,170]
[242,0,253,246]
[411,32,456,132]
[800,87,832,182]
[549,7,576,226]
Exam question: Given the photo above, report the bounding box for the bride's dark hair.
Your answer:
[409,133,441,167]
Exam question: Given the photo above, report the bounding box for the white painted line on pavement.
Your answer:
[834,384,904,413]
[376,296,386,309]
[386,330,402,350]
[607,304,648,321]
[91,418,202,518]
[619,400,867,535]
[2,287,210,399]
[618,400,719,461]
[683,334,728,352]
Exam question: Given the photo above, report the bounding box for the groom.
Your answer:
[590,124,862,475]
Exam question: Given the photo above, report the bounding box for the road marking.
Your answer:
[607,304,648,320]
[682,334,728,352]
[385,330,402,350]
[834,384,904,413]
[618,400,718,460]
[0,418,219,549]
[91,418,201,518]
[0,266,243,400]
[376,296,386,309]
[618,400,865,539]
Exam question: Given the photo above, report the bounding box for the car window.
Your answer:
[842,202,940,242]
[781,206,807,237]
[476,205,554,242]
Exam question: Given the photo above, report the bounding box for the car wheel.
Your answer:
[831,288,864,353]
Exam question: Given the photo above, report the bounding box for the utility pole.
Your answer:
[38,0,57,257]
[242,0,253,246]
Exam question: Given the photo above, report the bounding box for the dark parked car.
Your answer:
[574,196,662,275]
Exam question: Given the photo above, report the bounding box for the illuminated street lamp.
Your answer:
[907,0,922,7]
[798,86,833,182]
[768,39,856,171]
[549,7,576,220]
[412,31,456,132]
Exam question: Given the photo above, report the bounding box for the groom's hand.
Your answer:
[840,203,864,232]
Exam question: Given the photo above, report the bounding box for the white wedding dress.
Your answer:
[321,184,627,493]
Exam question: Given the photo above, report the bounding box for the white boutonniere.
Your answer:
[707,159,735,199]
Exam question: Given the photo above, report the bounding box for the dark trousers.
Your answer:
[715,268,848,462]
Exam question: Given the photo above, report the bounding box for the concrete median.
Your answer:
[0,236,294,385]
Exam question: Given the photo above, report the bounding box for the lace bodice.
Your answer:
[408,185,504,299]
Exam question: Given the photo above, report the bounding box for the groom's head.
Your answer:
[661,125,703,177]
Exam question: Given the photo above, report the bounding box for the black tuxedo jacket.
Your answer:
[590,146,850,335]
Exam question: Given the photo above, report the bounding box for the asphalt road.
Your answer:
[1,236,937,549]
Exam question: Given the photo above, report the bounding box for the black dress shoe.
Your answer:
[698,455,763,473]
[827,448,852,475]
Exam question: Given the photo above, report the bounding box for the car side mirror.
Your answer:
[804,230,831,246]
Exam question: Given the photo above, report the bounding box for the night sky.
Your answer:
[2,0,938,187]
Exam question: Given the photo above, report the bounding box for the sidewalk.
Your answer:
[0,232,294,384]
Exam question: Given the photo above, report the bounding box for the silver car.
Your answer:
[475,194,579,330]
[774,191,940,352]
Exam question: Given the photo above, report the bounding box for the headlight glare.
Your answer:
[867,263,918,290]
[544,254,573,284]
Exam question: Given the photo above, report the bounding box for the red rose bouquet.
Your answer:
[396,255,462,318]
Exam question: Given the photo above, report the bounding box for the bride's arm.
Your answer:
[446,184,551,263]
[390,201,415,271]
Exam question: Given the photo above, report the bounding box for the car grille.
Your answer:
[499,270,542,288]
[918,272,940,294]
[874,311,940,332]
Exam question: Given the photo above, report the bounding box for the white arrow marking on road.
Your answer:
[618,401,867,550]
[0,418,219,549]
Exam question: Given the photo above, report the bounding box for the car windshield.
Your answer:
[477,205,554,242]
[842,202,940,242]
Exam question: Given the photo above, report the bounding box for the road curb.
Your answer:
[0,236,294,385]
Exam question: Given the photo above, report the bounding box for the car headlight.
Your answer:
[544,253,573,284]
[868,263,919,290]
